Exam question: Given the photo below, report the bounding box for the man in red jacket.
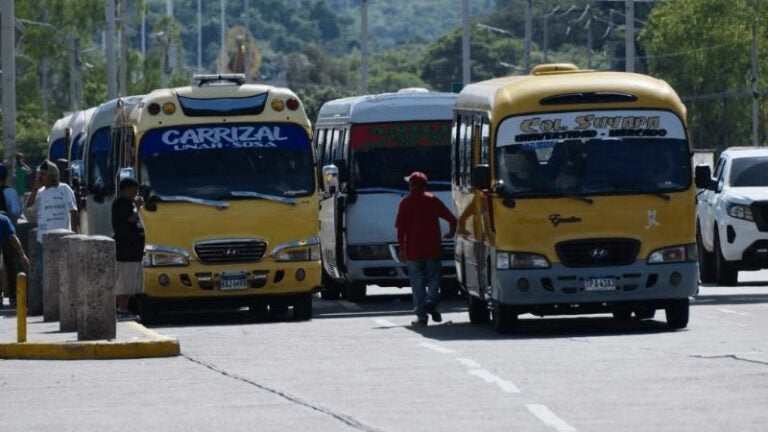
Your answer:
[396,171,457,326]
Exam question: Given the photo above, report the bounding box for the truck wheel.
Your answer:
[292,294,313,321]
[492,301,518,334]
[714,229,738,286]
[665,298,689,330]
[320,272,343,300]
[467,293,490,324]
[697,223,716,283]
[346,282,367,303]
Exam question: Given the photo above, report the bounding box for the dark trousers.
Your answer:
[2,243,15,300]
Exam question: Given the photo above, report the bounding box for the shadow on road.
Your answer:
[693,293,768,306]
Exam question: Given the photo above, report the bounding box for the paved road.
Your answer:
[2,273,767,431]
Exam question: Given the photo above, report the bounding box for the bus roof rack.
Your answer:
[193,74,246,86]
[531,63,579,75]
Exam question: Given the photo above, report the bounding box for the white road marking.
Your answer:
[419,342,456,354]
[374,318,396,328]
[338,301,362,311]
[456,358,482,369]
[716,308,749,316]
[526,404,577,432]
[467,368,520,393]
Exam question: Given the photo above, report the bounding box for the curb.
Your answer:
[0,322,181,360]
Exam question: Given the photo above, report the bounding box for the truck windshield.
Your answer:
[729,156,768,187]
[139,123,314,200]
[495,110,690,197]
[350,121,451,191]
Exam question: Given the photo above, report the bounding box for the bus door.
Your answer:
[319,127,347,280]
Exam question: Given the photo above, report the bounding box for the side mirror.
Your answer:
[333,159,349,184]
[70,160,84,185]
[473,164,491,191]
[323,165,340,195]
[694,165,713,190]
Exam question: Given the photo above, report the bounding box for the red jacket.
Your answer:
[395,190,457,261]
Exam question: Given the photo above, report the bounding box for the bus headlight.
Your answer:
[271,238,321,262]
[496,252,550,270]
[647,244,697,264]
[726,202,753,221]
[143,246,190,267]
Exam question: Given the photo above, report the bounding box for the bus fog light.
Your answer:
[517,278,530,292]
[295,269,306,281]
[162,102,176,115]
[158,274,171,287]
[271,99,285,111]
[669,272,682,286]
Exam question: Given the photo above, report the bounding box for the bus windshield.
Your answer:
[49,138,67,161]
[87,127,112,194]
[139,123,314,200]
[495,110,690,197]
[350,121,451,191]
[729,156,768,187]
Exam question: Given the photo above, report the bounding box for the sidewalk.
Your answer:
[0,300,180,360]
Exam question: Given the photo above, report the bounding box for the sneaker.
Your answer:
[425,302,442,323]
[410,318,428,327]
[117,309,138,321]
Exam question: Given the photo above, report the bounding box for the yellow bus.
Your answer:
[453,64,701,333]
[116,74,320,322]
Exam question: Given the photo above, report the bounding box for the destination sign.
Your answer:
[140,123,310,154]
[350,121,451,151]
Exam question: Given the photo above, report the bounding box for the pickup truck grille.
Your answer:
[194,239,267,264]
[556,238,640,268]
[751,202,768,232]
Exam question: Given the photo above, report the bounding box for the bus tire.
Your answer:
[270,303,289,318]
[697,223,716,283]
[292,294,313,321]
[320,273,343,300]
[346,282,367,303]
[714,229,738,286]
[467,294,490,324]
[665,298,689,330]
[492,301,518,334]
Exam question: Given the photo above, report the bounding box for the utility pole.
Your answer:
[118,0,128,97]
[166,0,176,83]
[105,0,117,99]
[751,19,759,146]
[360,0,368,94]
[1,0,17,168]
[197,0,202,73]
[244,0,251,81]
[542,14,549,63]
[625,0,635,72]
[587,19,594,69]
[524,0,532,73]
[461,0,470,85]
[141,1,146,58]
[69,37,81,111]
[219,0,225,73]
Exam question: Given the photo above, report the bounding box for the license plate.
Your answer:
[220,272,248,291]
[584,277,617,291]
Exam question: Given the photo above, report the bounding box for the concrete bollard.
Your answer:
[26,228,43,316]
[76,235,117,341]
[60,235,88,332]
[42,229,74,322]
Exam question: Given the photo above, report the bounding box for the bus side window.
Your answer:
[480,117,490,165]
[329,129,341,163]
[341,127,350,162]
[452,114,461,185]
[462,116,474,191]
[315,128,326,167]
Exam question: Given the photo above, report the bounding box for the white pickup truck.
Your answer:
[695,147,768,286]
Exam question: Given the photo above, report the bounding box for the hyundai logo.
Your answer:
[224,248,239,256]
[591,248,608,259]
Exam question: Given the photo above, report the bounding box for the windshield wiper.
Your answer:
[355,187,409,194]
[227,190,298,205]
[625,190,671,201]
[558,194,594,204]
[153,194,230,208]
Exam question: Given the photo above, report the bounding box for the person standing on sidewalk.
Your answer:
[15,153,32,197]
[25,160,78,315]
[0,164,23,306]
[395,171,457,326]
[111,178,145,321]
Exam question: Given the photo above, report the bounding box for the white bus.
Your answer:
[74,96,143,236]
[46,113,74,162]
[316,89,459,301]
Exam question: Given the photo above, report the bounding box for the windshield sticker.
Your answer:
[140,123,309,154]
[351,121,450,151]
[499,110,685,147]
[645,210,661,229]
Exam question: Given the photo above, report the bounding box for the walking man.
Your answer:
[112,178,145,321]
[26,160,78,315]
[395,171,457,326]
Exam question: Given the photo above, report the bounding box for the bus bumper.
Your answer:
[492,261,698,312]
[346,258,457,288]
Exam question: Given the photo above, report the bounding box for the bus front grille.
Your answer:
[194,239,267,264]
[556,238,640,268]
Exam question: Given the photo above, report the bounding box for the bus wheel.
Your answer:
[467,294,490,324]
[248,301,268,320]
[665,298,689,330]
[320,271,343,300]
[293,294,313,321]
[346,282,367,303]
[492,301,518,334]
[270,303,289,318]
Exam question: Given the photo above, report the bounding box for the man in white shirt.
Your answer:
[25,160,78,315]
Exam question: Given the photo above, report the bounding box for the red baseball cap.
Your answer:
[404,171,428,184]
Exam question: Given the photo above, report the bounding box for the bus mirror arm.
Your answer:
[472,164,491,191]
